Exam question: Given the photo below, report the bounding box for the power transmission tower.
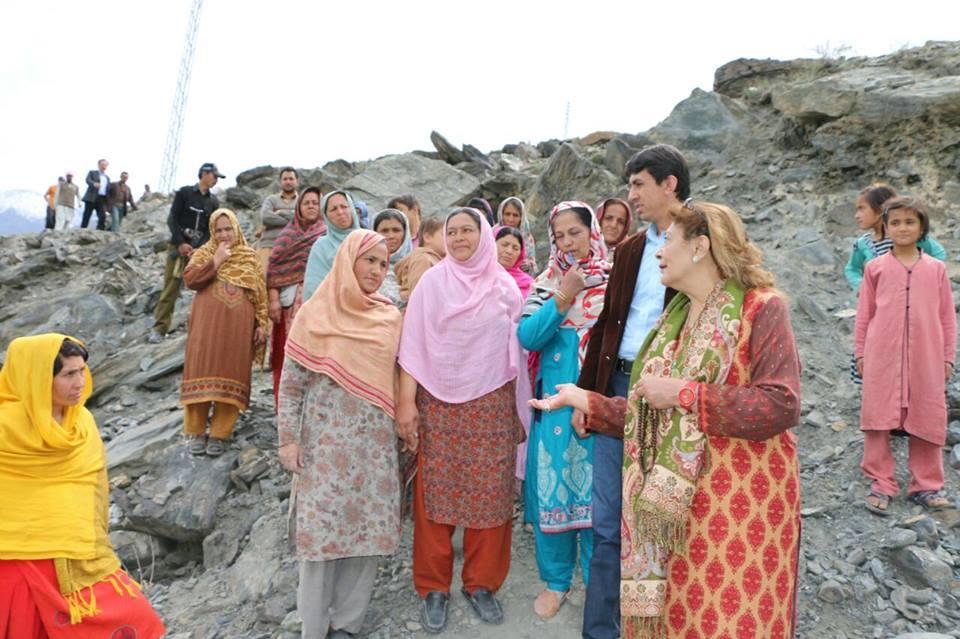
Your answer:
[159,0,204,193]
[563,101,571,139]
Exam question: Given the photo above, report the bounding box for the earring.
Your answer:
[692,254,702,264]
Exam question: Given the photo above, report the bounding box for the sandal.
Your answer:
[205,437,226,457]
[908,490,951,511]
[187,434,208,456]
[865,492,891,516]
[533,589,569,620]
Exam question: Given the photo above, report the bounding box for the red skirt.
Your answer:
[0,559,165,639]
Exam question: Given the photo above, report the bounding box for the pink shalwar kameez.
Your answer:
[854,251,957,495]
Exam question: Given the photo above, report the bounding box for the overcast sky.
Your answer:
[1,0,957,195]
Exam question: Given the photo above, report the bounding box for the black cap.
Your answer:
[198,163,226,179]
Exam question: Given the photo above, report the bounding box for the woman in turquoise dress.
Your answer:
[517,201,610,619]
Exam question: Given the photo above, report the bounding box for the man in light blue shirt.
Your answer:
[617,222,666,362]
[577,144,690,639]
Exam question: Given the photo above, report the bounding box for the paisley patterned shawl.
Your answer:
[620,279,745,637]
[521,201,610,367]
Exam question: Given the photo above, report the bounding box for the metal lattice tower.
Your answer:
[159,0,204,193]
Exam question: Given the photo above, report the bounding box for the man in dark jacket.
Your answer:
[107,171,138,231]
[148,163,224,343]
[578,145,688,639]
[81,159,110,230]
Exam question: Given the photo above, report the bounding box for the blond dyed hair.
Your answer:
[669,201,778,291]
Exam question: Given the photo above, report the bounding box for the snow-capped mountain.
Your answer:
[0,189,49,235]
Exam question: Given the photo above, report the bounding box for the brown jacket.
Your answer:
[577,229,676,436]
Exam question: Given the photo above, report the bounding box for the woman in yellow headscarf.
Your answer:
[0,333,165,638]
[181,208,268,457]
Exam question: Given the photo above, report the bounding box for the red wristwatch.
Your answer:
[678,381,698,412]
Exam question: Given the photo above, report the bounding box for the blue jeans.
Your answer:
[111,205,124,232]
[582,369,629,639]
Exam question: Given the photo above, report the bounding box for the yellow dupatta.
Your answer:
[0,334,125,621]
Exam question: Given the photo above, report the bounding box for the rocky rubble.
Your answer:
[2,41,960,638]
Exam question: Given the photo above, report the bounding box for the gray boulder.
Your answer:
[224,186,262,210]
[345,154,480,216]
[525,143,621,219]
[123,446,239,542]
[891,546,954,590]
[604,137,636,176]
[106,410,183,473]
[648,88,745,152]
[429,130,467,165]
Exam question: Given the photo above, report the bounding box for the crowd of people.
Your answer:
[2,141,956,639]
[41,159,146,232]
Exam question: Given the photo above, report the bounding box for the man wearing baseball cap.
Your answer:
[148,163,223,344]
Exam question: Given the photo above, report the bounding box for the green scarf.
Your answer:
[620,279,745,638]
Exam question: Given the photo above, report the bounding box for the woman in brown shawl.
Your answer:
[267,187,326,407]
[181,208,268,457]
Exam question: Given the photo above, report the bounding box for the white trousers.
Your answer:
[55,205,74,230]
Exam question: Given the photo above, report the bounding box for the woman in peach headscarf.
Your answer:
[277,230,403,639]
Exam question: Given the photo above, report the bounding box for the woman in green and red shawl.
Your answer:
[531,201,802,639]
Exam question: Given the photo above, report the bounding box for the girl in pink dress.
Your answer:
[855,196,957,513]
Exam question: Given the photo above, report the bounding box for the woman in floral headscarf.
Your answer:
[181,208,268,457]
[517,201,610,619]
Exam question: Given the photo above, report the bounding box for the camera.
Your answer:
[183,228,205,248]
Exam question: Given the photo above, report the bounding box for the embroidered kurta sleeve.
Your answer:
[518,298,566,352]
[585,391,628,437]
[697,295,801,441]
[183,258,218,290]
[939,267,957,366]
[277,358,310,446]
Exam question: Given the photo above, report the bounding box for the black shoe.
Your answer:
[462,587,504,625]
[420,591,449,634]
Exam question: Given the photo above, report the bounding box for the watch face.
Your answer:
[679,387,695,408]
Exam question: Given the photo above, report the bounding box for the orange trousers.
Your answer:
[0,559,165,639]
[183,402,240,439]
[412,463,512,598]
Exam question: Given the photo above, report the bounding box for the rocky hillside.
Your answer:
[2,41,960,639]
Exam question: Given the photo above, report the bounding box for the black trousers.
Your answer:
[81,196,108,229]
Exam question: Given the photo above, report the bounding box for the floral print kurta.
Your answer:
[278,360,400,561]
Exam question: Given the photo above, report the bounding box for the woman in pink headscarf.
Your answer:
[396,207,529,633]
[493,225,534,299]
